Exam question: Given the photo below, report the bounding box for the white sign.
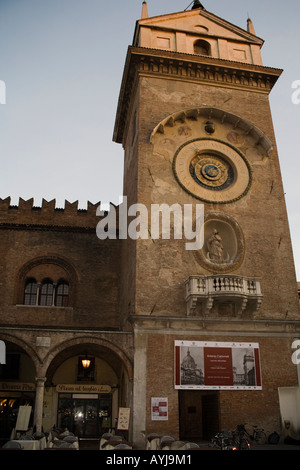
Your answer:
[16,406,32,431]
[151,397,168,421]
[0,341,5,364]
[117,407,131,431]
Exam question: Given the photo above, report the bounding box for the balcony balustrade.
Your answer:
[185,275,262,317]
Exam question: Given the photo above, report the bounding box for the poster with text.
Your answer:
[175,341,262,390]
[117,407,131,430]
[151,397,168,421]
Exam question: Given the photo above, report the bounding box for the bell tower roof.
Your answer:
[114,4,282,144]
[133,4,264,65]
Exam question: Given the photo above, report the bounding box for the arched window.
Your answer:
[194,39,211,56]
[24,278,38,305]
[39,279,54,306]
[18,256,76,307]
[55,281,69,307]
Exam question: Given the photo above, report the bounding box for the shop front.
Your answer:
[0,382,35,443]
[56,384,113,438]
[0,335,133,443]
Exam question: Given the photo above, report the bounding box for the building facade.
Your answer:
[0,2,300,446]
[0,200,133,443]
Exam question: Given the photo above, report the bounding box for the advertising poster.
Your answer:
[175,340,262,390]
[151,397,168,421]
[117,407,131,431]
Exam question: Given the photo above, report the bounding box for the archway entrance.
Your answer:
[179,390,220,441]
[45,340,132,439]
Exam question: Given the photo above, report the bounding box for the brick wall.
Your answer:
[131,75,299,321]
[145,333,298,438]
[0,199,122,329]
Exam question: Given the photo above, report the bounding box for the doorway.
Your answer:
[179,390,219,441]
[73,398,98,437]
[57,394,112,438]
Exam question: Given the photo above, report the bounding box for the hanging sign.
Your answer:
[56,384,111,393]
[175,340,262,390]
[0,382,35,392]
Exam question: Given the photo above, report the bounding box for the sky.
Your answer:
[0,0,299,279]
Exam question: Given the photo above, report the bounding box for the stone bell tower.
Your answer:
[114,2,299,444]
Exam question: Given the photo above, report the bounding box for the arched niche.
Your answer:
[150,106,273,157]
[194,212,245,273]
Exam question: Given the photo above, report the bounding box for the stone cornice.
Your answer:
[113,46,282,144]
[129,314,300,337]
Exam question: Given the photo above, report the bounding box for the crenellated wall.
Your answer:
[0,197,122,330]
[0,197,120,230]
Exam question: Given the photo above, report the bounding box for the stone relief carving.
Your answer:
[194,213,244,273]
[206,229,230,264]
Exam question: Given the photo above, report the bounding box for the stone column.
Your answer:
[132,333,147,448]
[34,377,46,432]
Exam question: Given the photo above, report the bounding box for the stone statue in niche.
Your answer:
[207,229,223,262]
[206,229,230,264]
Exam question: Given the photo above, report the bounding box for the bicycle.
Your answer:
[235,423,267,445]
[231,427,251,450]
[237,436,251,450]
[211,430,238,451]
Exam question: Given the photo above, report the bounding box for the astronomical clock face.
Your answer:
[172,138,251,204]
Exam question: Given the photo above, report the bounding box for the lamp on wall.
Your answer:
[81,355,91,369]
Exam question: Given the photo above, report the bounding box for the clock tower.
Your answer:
[114,2,299,445]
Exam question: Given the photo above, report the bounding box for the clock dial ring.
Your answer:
[173,138,251,204]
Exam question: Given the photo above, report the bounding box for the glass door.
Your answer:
[85,400,98,436]
[73,398,98,438]
[57,394,112,438]
[98,394,112,431]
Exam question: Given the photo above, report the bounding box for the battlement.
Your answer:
[0,197,119,230]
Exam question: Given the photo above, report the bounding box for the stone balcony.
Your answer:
[185,275,263,317]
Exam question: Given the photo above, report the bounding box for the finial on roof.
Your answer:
[141,1,149,19]
[247,17,256,35]
[191,0,205,9]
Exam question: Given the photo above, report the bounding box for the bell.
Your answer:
[205,121,215,134]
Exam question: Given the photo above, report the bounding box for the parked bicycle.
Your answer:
[235,423,267,445]
[211,430,238,451]
[232,426,251,450]
[238,436,251,450]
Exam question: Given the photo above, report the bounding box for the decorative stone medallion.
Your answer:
[173,138,251,203]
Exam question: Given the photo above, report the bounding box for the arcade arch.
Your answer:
[0,334,133,441]
[43,337,133,438]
